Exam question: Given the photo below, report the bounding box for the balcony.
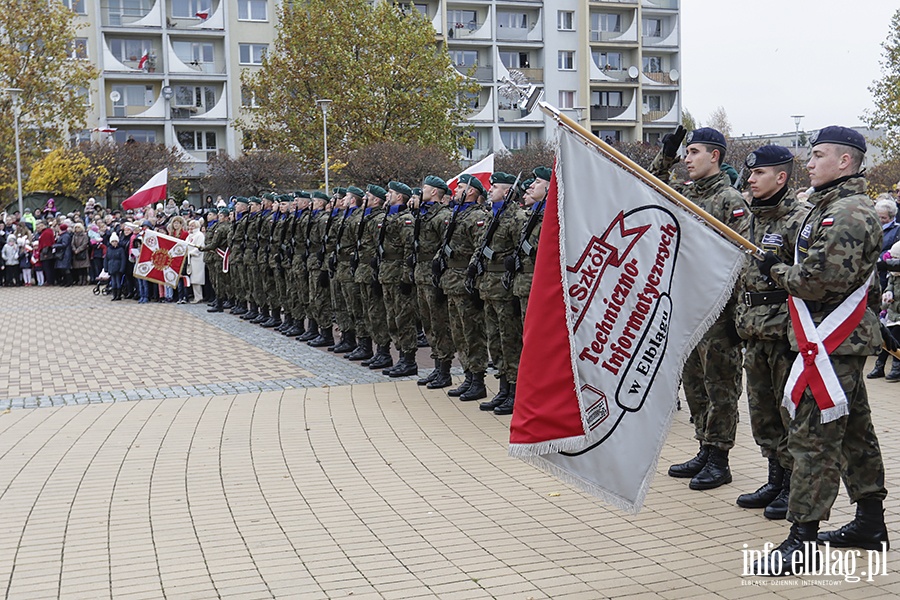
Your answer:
[642,71,678,86]
[642,17,679,47]
[498,108,527,122]
[447,13,492,40]
[496,10,542,42]
[642,0,679,9]
[591,106,629,120]
[590,0,638,4]
[454,64,493,82]
[167,1,225,30]
[516,67,543,83]
[101,1,161,28]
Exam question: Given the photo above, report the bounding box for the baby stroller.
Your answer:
[93,270,111,296]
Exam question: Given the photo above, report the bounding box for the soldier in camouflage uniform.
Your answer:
[652,127,749,491]
[327,189,356,353]
[733,146,810,521]
[753,127,889,575]
[471,172,524,416]
[506,170,547,323]
[228,198,251,315]
[269,196,293,330]
[306,192,335,347]
[356,185,392,369]
[255,195,279,326]
[286,193,313,338]
[239,197,264,321]
[378,181,418,377]
[412,176,455,389]
[340,187,373,360]
[203,207,231,312]
[439,174,490,401]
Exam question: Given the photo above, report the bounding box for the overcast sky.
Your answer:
[680,1,898,136]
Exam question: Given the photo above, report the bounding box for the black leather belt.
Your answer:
[743,290,789,306]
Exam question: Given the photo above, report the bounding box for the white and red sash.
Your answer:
[783,273,871,423]
[217,247,230,273]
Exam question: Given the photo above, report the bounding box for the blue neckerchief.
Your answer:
[388,204,401,215]
[331,208,340,217]
[261,209,272,217]
[208,218,218,226]
[491,201,504,216]
[364,207,373,216]
[235,212,244,221]
[532,200,545,213]
[420,202,434,216]
[456,201,476,213]
[345,206,357,215]
[294,209,301,218]
[312,209,320,216]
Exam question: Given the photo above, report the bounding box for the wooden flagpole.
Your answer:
[539,102,765,260]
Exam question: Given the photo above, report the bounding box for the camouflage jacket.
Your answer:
[413,202,451,286]
[268,213,290,270]
[305,209,328,271]
[291,209,310,272]
[201,219,229,266]
[229,212,249,262]
[378,205,414,285]
[735,189,811,340]
[242,211,262,265]
[256,210,276,265]
[332,208,358,281]
[438,201,490,295]
[476,202,524,301]
[770,176,882,355]
[354,206,386,285]
[511,203,544,300]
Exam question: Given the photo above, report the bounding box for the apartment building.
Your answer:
[69,0,680,178]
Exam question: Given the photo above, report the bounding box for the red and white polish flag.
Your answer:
[447,153,493,194]
[509,128,746,512]
[121,168,168,211]
[133,230,189,288]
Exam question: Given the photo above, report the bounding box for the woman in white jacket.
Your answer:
[186,219,206,303]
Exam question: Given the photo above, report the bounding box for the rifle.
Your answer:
[373,205,390,281]
[351,201,368,276]
[328,207,351,276]
[303,208,316,261]
[319,206,338,264]
[734,165,748,191]
[431,200,459,288]
[408,202,423,269]
[502,199,545,290]
[471,172,521,280]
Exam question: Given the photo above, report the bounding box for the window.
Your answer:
[109,39,154,63]
[643,94,662,112]
[643,56,662,73]
[558,11,574,31]
[501,130,529,150]
[459,91,480,110]
[172,0,210,18]
[76,87,91,107]
[111,84,154,116]
[399,3,428,17]
[68,38,88,60]
[558,91,575,109]
[177,130,217,151]
[70,130,92,145]
[592,91,622,107]
[497,12,527,29]
[62,0,87,15]
[448,9,477,28]
[592,51,622,71]
[449,49,478,67]
[238,0,267,21]
[558,51,575,71]
[499,51,529,69]
[241,85,260,108]
[592,13,621,33]
[114,130,157,144]
[174,85,216,109]
[642,18,662,37]
[595,129,621,144]
[106,0,153,26]
[173,41,214,66]
[644,132,662,145]
[239,43,268,65]
[463,131,485,160]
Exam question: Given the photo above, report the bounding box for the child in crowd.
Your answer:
[2,235,19,286]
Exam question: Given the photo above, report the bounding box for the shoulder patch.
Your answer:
[476,220,485,227]
[821,217,834,226]
[732,208,745,218]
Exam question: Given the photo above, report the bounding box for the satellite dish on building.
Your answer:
[669,69,680,82]
[627,66,639,79]
[110,91,121,103]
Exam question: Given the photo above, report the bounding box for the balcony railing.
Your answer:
[498,108,527,122]
[591,65,630,81]
[590,0,638,4]
[496,24,541,42]
[447,21,487,39]
[516,67,543,83]
[590,29,637,42]
[643,71,677,85]
[642,109,669,123]
[180,60,226,75]
[101,3,156,27]
[642,0,679,9]
[454,64,493,82]
[591,105,629,120]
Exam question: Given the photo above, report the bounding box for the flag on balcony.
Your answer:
[447,153,493,194]
[133,230,189,289]
[138,52,149,69]
[121,168,168,211]
[508,127,745,513]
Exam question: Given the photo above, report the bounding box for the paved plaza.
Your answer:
[1,286,899,599]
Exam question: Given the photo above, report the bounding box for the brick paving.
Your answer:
[1,286,899,599]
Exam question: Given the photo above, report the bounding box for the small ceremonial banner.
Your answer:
[134,230,189,288]
[509,127,746,512]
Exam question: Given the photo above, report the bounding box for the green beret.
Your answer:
[278,194,293,203]
[311,191,329,201]
[388,181,413,197]
[367,184,387,201]
[490,172,517,185]
[720,163,739,186]
[346,186,365,198]
[423,175,450,195]
[234,196,249,204]
[532,166,552,182]
[333,187,347,197]
[412,187,422,197]
[248,196,261,204]
[520,178,535,192]
[261,192,277,201]
[218,207,230,214]
[458,173,486,197]
[296,191,311,199]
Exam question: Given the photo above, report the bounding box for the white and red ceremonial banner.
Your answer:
[121,168,168,210]
[509,128,746,512]
[447,153,493,194]
[133,230,189,288]
[217,247,230,273]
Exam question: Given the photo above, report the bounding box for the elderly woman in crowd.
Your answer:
[70,222,91,285]
[186,218,206,303]
[166,216,189,303]
[867,195,900,380]
[53,222,74,287]
[37,220,56,285]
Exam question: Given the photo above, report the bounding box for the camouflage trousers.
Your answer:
[361,283,390,347]
[484,296,523,382]
[682,316,742,451]
[308,270,332,327]
[447,292,487,373]
[787,354,887,523]
[246,260,261,305]
[331,276,351,333]
[291,266,309,322]
[340,276,368,338]
[273,267,287,313]
[260,264,276,309]
[513,272,533,327]
[743,338,794,469]
[416,284,454,362]
[231,259,248,303]
[383,284,417,353]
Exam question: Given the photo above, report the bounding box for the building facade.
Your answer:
[70,0,681,179]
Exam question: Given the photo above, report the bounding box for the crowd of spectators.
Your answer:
[0,195,223,304]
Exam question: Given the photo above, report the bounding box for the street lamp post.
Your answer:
[4,88,24,216]
[316,99,333,193]
[791,114,804,151]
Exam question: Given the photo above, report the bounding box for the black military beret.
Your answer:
[458,174,486,196]
[388,181,413,197]
[686,127,727,150]
[811,126,866,153]
[490,172,517,185]
[746,145,793,168]
[532,166,552,182]
[367,184,387,201]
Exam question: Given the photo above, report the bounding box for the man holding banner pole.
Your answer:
[651,127,749,491]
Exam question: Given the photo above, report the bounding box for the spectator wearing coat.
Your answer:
[2,235,19,286]
[38,222,56,285]
[185,219,206,303]
[53,222,74,286]
[104,233,127,301]
[70,222,91,285]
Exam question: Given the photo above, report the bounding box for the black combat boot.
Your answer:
[348,337,373,361]
[817,499,891,550]
[389,351,419,377]
[668,445,710,478]
[297,319,319,341]
[230,301,244,314]
[222,299,234,309]
[207,298,224,313]
[262,308,281,328]
[737,458,784,509]
[367,345,393,369]
[480,376,508,411]
[251,306,270,324]
[885,360,900,383]
[241,303,259,320]
[427,361,453,389]
[764,469,790,520]
[447,371,472,397]
[332,331,356,354]
[867,353,888,379]
[417,329,429,347]
[284,318,304,336]
[753,522,820,576]
[418,359,440,386]
[493,382,516,415]
[690,447,732,490]
[459,372,487,401]
[308,326,335,347]
[276,315,293,332]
